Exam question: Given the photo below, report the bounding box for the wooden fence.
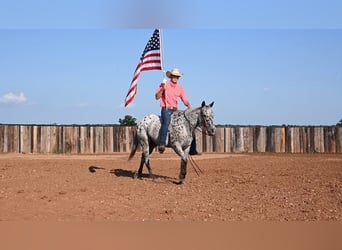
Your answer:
[0,124,341,154]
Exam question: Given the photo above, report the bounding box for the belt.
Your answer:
[162,106,177,111]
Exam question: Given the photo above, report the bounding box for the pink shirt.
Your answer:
[156,81,188,108]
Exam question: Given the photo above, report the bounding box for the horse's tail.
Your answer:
[128,128,139,161]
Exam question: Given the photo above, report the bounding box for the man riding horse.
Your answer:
[155,68,192,154]
[129,67,216,184]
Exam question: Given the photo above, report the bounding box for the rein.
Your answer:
[188,154,203,176]
[183,107,214,176]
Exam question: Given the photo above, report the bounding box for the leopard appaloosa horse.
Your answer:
[128,101,216,184]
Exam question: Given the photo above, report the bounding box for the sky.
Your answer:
[0,0,342,126]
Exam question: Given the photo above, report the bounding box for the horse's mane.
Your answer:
[181,107,202,130]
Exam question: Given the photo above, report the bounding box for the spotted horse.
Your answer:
[128,101,216,184]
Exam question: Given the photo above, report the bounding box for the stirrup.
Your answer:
[158,146,165,153]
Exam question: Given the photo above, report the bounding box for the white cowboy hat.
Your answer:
[166,68,183,78]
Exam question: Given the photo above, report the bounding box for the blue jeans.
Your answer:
[159,108,174,146]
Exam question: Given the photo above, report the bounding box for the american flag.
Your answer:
[124,29,162,107]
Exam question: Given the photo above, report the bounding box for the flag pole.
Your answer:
[159,28,167,83]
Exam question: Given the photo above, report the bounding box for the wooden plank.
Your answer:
[1,125,20,153]
[194,129,203,153]
[266,127,275,152]
[324,127,336,153]
[285,127,300,153]
[201,131,213,153]
[93,126,104,153]
[80,126,93,153]
[207,134,215,152]
[39,126,48,153]
[275,127,286,153]
[0,125,4,152]
[201,130,207,152]
[214,127,225,153]
[243,127,253,152]
[113,126,130,153]
[103,126,114,153]
[336,127,342,153]
[123,126,131,152]
[224,127,232,153]
[294,127,301,153]
[62,126,79,153]
[113,126,120,152]
[300,127,308,153]
[285,127,293,153]
[129,127,137,152]
[1,125,9,152]
[20,125,33,153]
[32,125,40,153]
[229,127,237,152]
[314,127,324,153]
[233,127,243,153]
[42,126,59,153]
[118,127,125,153]
[254,126,266,153]
[37,126,59,153]
[307,127,315,153]
[11,125,20,153]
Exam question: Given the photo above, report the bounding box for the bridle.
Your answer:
[183,107,212,133]
[185,106,214,176]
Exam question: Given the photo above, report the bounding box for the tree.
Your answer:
[337,119,342,126]
[118,115,137,126]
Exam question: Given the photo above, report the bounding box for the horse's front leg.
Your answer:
[174,145,190,185]
[178,157,188,185]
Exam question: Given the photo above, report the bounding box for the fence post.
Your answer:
[0,125,20,153]
[254,126,266,153]
[93,126,104,153]
[62,126,80,153]
[314,127,324,153]
[20,125,33,153]
[194,129,203,153]
[336,127,342,153]
[103,126,114,153]
[214,127,225,153]
[324,127,336,153]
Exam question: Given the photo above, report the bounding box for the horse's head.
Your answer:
[200,101,216,136]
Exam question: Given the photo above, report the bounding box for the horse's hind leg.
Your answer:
[133,146,155,180]
[145,145,156,179]
[133,153,145,179]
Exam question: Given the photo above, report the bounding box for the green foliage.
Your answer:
[337,119,342,126]
[118,115,137,126]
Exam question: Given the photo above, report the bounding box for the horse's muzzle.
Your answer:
[207,127,216,136]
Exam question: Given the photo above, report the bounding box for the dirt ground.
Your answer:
[0,152,341,222]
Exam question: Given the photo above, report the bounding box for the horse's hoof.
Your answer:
[133,172,141,179]
[174,180,185,185]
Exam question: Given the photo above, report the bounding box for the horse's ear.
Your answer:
[209,101,214,107]
[201,101,205,107]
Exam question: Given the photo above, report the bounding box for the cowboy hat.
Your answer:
[166,68,183,78]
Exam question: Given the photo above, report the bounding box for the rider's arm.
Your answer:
[155,83,166,100]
